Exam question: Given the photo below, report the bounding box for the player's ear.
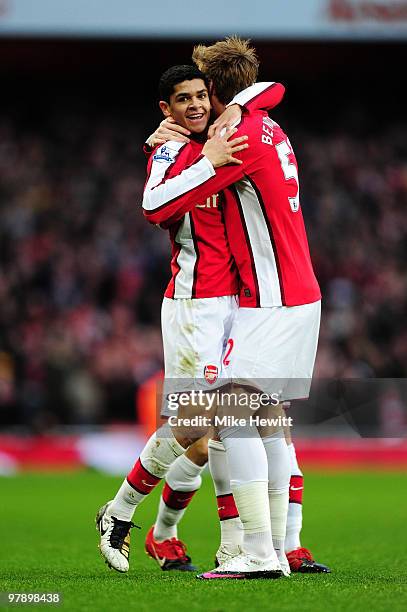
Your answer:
[159,101,171,117]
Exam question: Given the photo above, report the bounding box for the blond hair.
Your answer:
[192,36,259,104]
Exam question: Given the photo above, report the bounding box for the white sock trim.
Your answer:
[153,498,185,542]
[219,517,243,551]
[287,442,303,477]
[166,453,204,492]
[178,453,206,476]
[140,425,185,478]
[285,503,302,552]
[108,479,141,521]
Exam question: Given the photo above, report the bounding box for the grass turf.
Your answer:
[1,470,407,611]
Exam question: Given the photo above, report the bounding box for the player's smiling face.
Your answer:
[160,79,211,134]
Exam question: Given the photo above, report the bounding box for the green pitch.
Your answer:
[1,470,406,612]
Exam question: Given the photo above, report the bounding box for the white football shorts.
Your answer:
[161,295,238,416]
[224,300,321,401]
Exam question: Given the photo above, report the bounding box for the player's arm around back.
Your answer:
[142,130,249,227]
[230,82,285,113]
[209,82,285,137]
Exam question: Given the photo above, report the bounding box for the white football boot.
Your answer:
[277,551,291,577]
[215,544,242,567]
[198,550,283,580]
[95,500,138,573]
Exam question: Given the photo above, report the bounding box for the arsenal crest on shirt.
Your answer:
[204,364,218,384]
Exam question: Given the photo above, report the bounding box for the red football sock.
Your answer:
[217,493,239,521]
[127,459,161,495]
[289,475,304,505]
[162,482,198,510]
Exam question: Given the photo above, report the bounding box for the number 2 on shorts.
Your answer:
[223,338,234,366]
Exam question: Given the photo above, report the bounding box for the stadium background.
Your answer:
[0,2,406,610]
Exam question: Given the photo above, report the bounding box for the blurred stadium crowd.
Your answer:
[0,102,406,430]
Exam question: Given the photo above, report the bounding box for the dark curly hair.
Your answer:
[159,65,209,102]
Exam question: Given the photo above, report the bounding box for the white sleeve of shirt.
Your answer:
[144,141,184,191]
[143,143,215,212]
[227,82,276,107]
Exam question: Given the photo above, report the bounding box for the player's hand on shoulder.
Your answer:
[208,104,242,138]
[203,127,249,168]
[146,118,191,148]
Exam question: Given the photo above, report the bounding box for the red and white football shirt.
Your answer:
[145,138,238,299]
[143,106,321,307]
